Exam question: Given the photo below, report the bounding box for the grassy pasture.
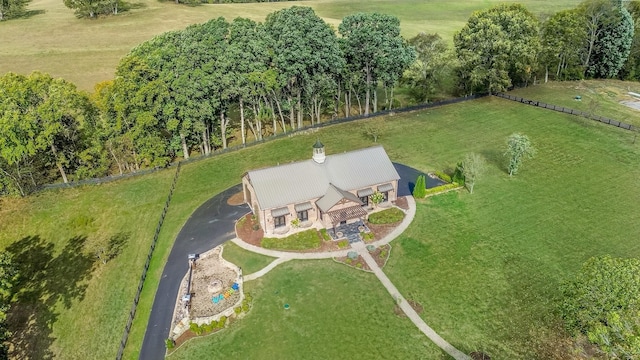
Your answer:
[0,0,581,90]
[0,66,637,359]
[509,80,640,128]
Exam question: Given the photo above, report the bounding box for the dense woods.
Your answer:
[0,1,638,196]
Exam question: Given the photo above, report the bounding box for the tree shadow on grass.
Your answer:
[480,149,506,175]
[14,9,46,19]
[5,235,96,360]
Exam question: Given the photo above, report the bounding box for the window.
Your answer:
[359,195,369,207]
[274,215,286,228]
[382,191,389,202]
[297,210,308,221]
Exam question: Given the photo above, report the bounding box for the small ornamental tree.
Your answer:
[460,153,486,194]
[370,191,385,207]
[412,175,427,198]
[505,133,536,176]
[561,256,640,358]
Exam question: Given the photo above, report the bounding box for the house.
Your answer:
[242,141,400,235]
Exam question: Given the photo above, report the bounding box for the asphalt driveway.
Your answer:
[139,184,248,360]
[139,163,436,359]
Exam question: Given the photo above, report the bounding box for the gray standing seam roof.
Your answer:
[316,184,363,212]
[246,146,399,210]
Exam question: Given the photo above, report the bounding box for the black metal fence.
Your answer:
[42,93,486,191]
[115,162,181,360]
[494,93,637,132]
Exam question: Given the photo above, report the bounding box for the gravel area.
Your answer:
[171,246,242,328]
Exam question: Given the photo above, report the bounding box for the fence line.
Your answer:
[42,94,486,191]
[115,162,181,360]
[494,93,637,132]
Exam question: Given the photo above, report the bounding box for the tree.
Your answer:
[540,9,588,81]
[579,0,635,78]
[619,1,640,80]
[454,4,540,94]
[583,0,635,78]
[63,0,126,18]
[0,72,96,187]
[561,256,640,358]
[504,133,535,176]
[412,175,426,198]
[460,153,485,194]
[0,252,17,359]
[339,13,415,115]
[265,6,343,129]
[403,33,454,103]
[370,191,384,208]
[363,120,386,143]
[0,0,28,20]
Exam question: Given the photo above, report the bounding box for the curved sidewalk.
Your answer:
[234,195,470,360]
[231,196,417,261]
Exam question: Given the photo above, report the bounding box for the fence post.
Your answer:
[115,165,181,360]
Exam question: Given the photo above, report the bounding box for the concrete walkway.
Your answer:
[235,196,470,359]
[353,242,471,360]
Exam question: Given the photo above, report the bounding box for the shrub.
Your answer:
[244,293,253,303]
[203,323,214,332]
[218,316,227,328]
[209,320,218,328]
[320,228,331,241]
[452,162,465,185]
[424,183,460,196]
[356,263,363,269]
[370,191,385,206]
[412,175,427,198]
[345,258,352,264]
[434,171,452,183]
[361,232,374,241]
[234,307,242,315]
[366,245,376,252]
[291,218,300,228]
[242,303,250,312]
[368,208,404,224]
[252,223,260,231]
[379,251,388,258]
[166,338,175,349]
[189,322,199,333]
[347,251,358,260]
[337,239,349,249]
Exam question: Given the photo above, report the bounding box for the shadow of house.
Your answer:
[5,235,96,360]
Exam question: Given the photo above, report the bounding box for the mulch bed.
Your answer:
[394,196,409,210]
[334,244,391,271]
[235,214,264,246]
[365,222,400,242]
[393,299,424,318]
[227,191,245,206]
[235,214,342,252]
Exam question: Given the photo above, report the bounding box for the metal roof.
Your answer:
[316,184,363,212]
[246,145,399,210]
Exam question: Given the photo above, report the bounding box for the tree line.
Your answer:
[0,1,638,196]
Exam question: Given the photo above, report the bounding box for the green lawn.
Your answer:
[0,0,580,90]
[2,93,639,359]
[262,229,322,250]
[169,260,446,359]
[368,207,405,224]
[222,242,275,275]
[509,79,640,128]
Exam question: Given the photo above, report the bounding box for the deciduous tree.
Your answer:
[339,13,414,115]
[403,33,454,103]
[460,153,485,194]
[454,4,540,94]
[540,10,587,81]
[0,0,28,20]
[562,256,640,358]
[504,133,535,176]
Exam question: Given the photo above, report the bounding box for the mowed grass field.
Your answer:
[133,96,637,359]
[509,80,640,127]
[0,0,581,91]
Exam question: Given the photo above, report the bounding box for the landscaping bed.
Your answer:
[334,244,391,271]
